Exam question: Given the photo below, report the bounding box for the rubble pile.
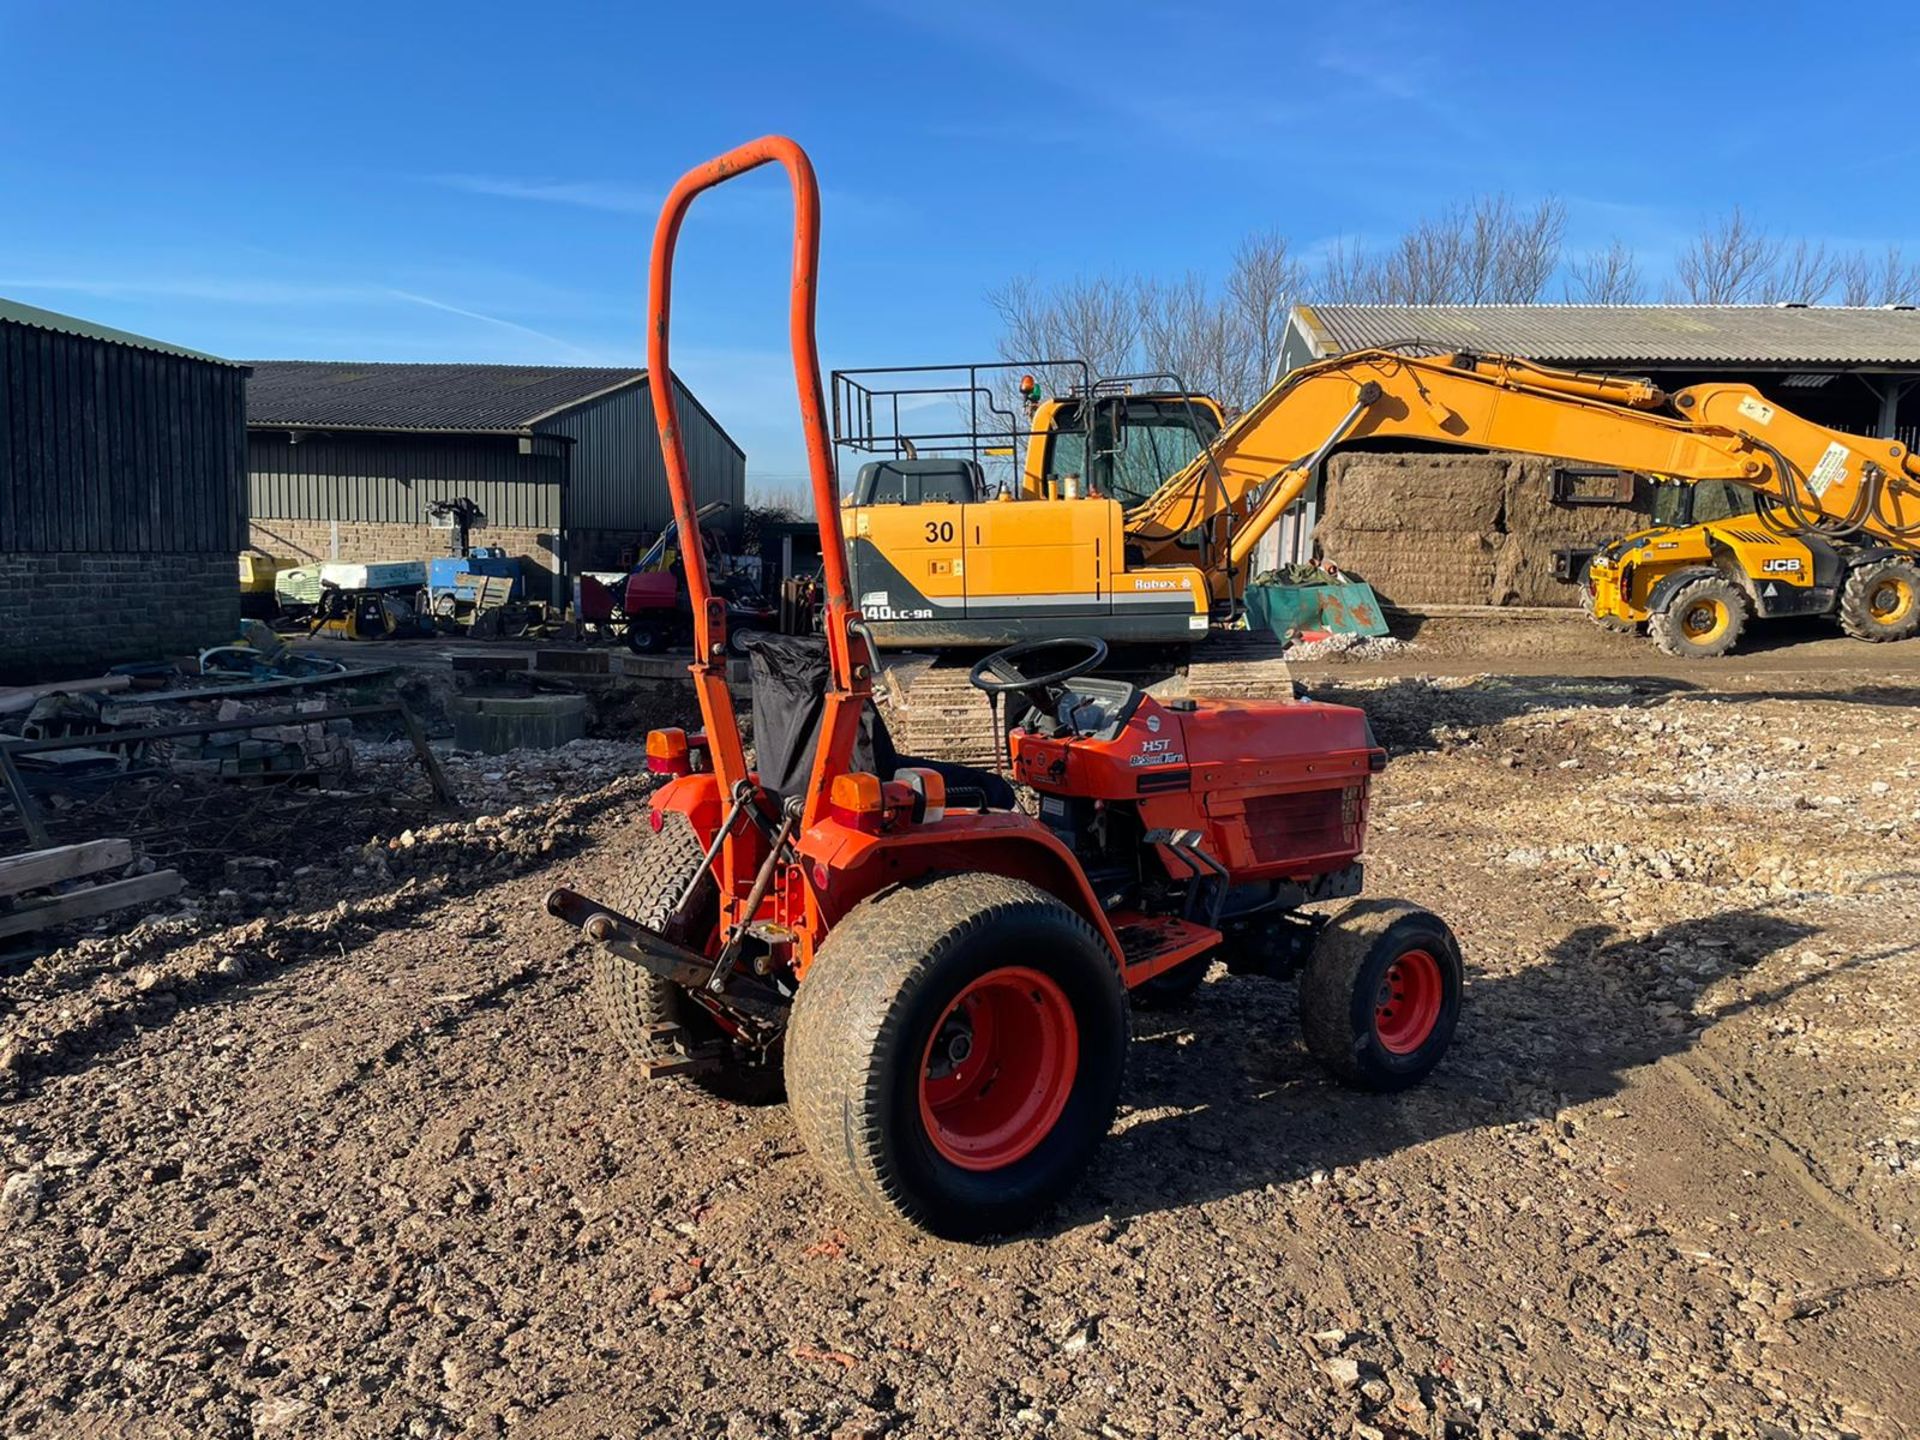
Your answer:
[355,735,651,810]
[165,697,356,781]
[1282,632,1411,663]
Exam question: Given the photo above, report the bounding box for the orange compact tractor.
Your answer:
[547,138,1464,1239]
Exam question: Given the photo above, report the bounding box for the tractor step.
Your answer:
[1110,911,1221,988]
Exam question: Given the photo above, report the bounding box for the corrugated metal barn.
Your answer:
[245,362,744,604]
[0,297,248,679]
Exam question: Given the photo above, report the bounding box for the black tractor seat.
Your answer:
[734,630,1014,810]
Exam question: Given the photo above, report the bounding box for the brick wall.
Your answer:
[0,552,239,682]
[248,518,563,603]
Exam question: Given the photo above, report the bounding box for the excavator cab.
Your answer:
[1029,391,1224,505]
[830,362,1227,647]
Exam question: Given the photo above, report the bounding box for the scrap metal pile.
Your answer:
[0,641,453,913]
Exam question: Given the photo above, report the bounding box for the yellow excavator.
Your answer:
[838,350,1920,658]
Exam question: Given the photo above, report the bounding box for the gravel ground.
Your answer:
[2,676,1918,1439]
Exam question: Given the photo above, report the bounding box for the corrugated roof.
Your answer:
[0,295,246,367]
[1292,304,1920,366]
[246,360,646,432]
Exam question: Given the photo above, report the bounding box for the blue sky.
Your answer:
[5,1,1919,482]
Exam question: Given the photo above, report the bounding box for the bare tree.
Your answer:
[1313,237,1388,305]
[1768,239,1840,303]
[1137,272,1237,409]
[987,273,1140,384]
[1314,195,1564,306]
[1673,207,1782,303]
[1489,196,1567,302]
[1224,229,1302,401]
[1838,245,1920,306]
[1565,238,1645,303]
[1380,210,1468,304]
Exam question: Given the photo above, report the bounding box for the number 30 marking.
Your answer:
[924,521,954,543]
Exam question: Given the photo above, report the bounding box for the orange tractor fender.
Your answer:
[648,775,1124,970]
[792,813,1125,970]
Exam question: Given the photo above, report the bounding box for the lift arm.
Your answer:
[1124,348,1920,578]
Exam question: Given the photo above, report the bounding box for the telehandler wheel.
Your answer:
[592,811,785,1105]
[1128,954,1213,1009]
[785,873,1128,1240]
[1299,899,1463,1093]
[1648,576,1748,659]
[1839,558,1920,642]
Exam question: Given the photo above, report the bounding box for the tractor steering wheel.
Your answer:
[968,636,1109,719]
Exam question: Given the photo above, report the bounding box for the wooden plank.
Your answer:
[0,870,182,941]
[0,839,132,897]
[0,746,49,848]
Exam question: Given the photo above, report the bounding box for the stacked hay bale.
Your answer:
[1314,450,1650,608]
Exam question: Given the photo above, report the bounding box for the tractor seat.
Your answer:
[735,630,1014,809]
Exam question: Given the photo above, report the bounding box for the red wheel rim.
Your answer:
[1373,948,1443,1055]
[918,966,1079,1172]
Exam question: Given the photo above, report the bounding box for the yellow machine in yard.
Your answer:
[837,350,1920,658]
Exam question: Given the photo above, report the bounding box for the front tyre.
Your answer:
[1299,899,1463,1092]
[785,873,1127,1240]
[1648,575,1748,659]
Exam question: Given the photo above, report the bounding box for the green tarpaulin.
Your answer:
[1244,581,1389,640]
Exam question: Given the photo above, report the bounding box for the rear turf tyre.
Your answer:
[1300,899,1463,1092]
[1648,575,1748,659]
[592,811,785,1105]
[1128,953,1212,1009]
[1839,558,1920,642]
[785,873,1128,1240]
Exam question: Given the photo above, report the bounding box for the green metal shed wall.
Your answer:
[539,376,743,535]
[247,432,565,528]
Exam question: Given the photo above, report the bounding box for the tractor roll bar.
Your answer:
[646,136,869,821]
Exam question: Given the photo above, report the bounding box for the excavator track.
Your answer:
[873,630,1297,767]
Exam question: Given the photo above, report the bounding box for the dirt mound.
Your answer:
[3,673,1918,1437]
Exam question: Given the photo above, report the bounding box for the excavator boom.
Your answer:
[1126,347,1920,581]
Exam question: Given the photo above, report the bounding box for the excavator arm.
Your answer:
[1125,348,1920,590]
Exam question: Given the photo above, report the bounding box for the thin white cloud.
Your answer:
[385,288,605,360]
[0,270,605,363]
[427,172,908,225]
[431,174,659,214]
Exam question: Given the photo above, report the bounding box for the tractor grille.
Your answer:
[1242,783,1362,866]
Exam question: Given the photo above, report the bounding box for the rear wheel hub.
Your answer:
[919,966,1079,1171]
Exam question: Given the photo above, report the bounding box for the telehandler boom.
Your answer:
[845,348,1920,657]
